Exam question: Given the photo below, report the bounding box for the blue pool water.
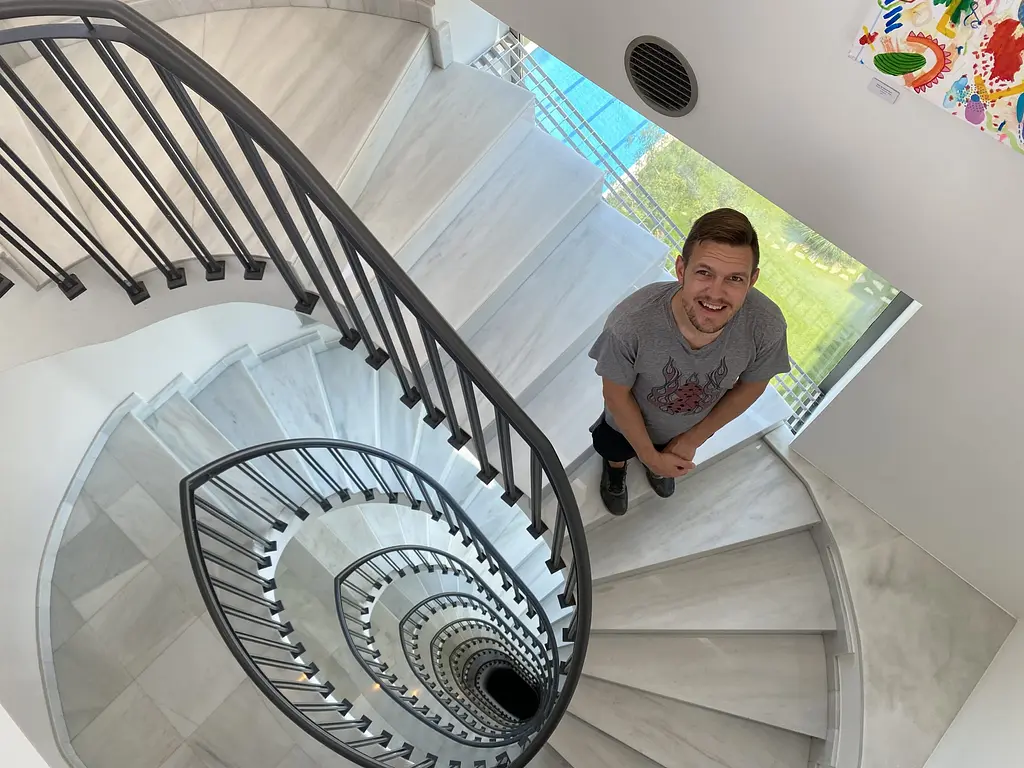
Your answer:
[529,48,665,172]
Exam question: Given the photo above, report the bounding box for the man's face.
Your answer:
[675,240,759,334]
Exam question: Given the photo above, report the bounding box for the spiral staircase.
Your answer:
[0,3,851,768]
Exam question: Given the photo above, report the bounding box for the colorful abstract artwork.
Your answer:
[851,0,1024,154]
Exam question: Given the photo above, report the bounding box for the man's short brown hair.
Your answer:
[680,208,759,274]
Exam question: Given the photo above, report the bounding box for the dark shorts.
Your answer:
[591,416,669,463]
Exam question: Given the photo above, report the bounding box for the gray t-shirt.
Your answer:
[589,281,790,445]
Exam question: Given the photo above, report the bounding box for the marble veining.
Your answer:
[190,361,321,501]
[591,532,836,633]
[407,129,602,338]
[189,8,429,258]
[354,64,534,260]
[456,204,668,414]
[584,632,828,737]
[549,713,662,768]
[568,675,811,768]
[586,442,821,583]
[768,432,1015,768]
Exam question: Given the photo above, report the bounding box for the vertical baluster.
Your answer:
[559,563,578,609]
[164,71,322,303]
[0,136,145,299]
[225,126,322,312]
[334,228,414,389]
[329,448,373,500]
[389,462,420,509]
[378,283,443,423]
[456,370,498,483]
[494,413,523,505]
[359,454,396,502]
[92,38,259,277]
[0,211,84,297]
[545,503,566,574]
[0,57,173,292]
[37,40,220,278]
[529,449,549,538]
[419,324,470,449]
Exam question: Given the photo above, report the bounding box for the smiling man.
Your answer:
[588,208,790,515]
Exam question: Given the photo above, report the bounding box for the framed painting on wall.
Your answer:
[850,0,1024,154]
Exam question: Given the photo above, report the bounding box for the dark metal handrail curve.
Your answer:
[181,438,566,767]
[414,628,534,731]
[336,550,552,746]
[408,617,535,730]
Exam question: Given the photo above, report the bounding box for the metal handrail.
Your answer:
[334,547,553,746]
[410,618,545,729]
[0,5,591,767]
[414,615,547,730]
[180,438,575,768]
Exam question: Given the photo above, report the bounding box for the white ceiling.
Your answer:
[472,0,1024,615]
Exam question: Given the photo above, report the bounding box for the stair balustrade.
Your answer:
[180,438,584,768]
[0,4,589,767]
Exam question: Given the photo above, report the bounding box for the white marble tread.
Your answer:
[249,340,336,441]
[549,712,662,768]
[590,532,836,633]
[190,360,322,500]
[450,203,668,427]
[586,442,821,583]
[406,128,602,341]
[188,8,432,263]
[143,392,287,534]
[103,413,195,522]
[583,633,827,738]
[354,63,535,268]
[568,675,812,768]
[527,746,573,768]
[315,344,378,447]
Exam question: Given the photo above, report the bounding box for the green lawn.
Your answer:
[611,128,895,385]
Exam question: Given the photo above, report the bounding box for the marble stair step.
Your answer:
[354,63,535,271]
[447,203,668,434]
[190,359,324,501]
[248,334,336,441]
[528,746,573,768]
[583,633,827,738]
[569,676,812,768]
[377,362,424,465]
[315,344,381,492]
[143,391,289,535]
[407,127,603,343]
[591,532,836,633]
[549,712,662,768]
[189,8,432,267]
[514,543,565,601]
[586,442,821,583]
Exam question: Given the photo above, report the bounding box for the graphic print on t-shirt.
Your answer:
[647,357,729,415]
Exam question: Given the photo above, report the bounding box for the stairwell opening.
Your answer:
[481,665,541,721]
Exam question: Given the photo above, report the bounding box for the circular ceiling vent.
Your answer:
[625,36,697,117]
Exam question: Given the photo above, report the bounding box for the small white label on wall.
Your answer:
[868,77,900,104]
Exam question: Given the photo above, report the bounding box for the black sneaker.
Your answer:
[600,461,628,516]
[644,466,676,498]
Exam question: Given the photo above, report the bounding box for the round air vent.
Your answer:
[625,36,697,117]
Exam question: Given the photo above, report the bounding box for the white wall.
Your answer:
[434,0,505,63]
[0,302,313,767]
[924,623,1024,768]
[0,702,50,768]
[468,0,1024,616]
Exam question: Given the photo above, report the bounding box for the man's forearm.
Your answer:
[686,380,769,446]
[603,381,658,462]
